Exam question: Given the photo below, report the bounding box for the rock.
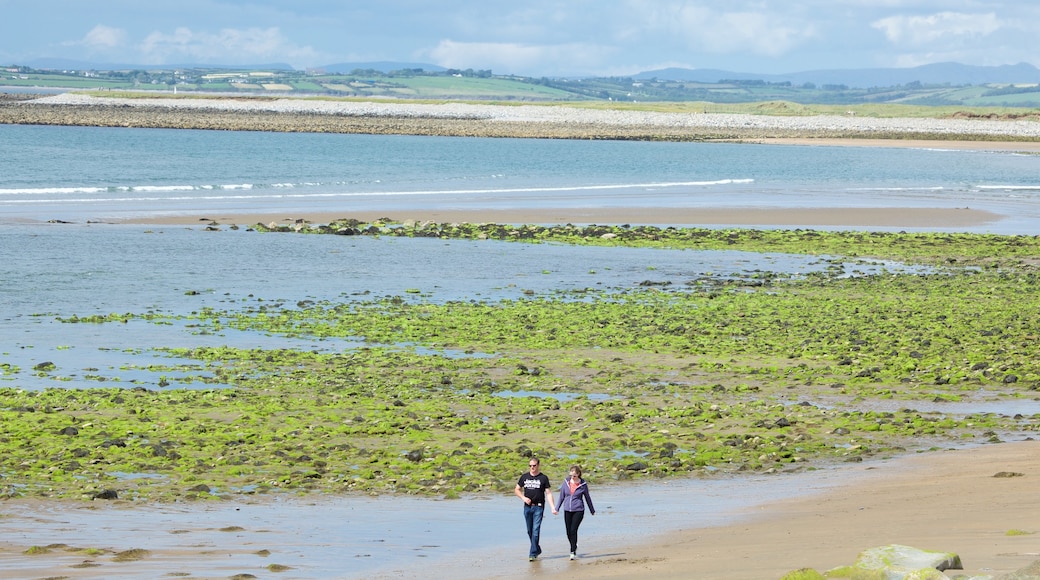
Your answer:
[838,544,962,578]
[779,569,825,580]
[998,558,1040,579]
[92,489,119,500]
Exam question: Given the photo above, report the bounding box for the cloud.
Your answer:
[426,39,613,75]
[82,25,128,50]
[632,4,816,58]
[871,12,1002,47]
[137,26,320,65]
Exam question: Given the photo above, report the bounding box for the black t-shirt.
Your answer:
[518,472,551,505]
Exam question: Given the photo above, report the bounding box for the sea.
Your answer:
[2,122,1040,578]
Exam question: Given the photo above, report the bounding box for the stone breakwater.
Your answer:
[3,92,1040,142]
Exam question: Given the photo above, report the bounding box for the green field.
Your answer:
[7,64,1040,109]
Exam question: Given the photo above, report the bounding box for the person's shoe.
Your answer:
[529,555,537,562]
[570,552,577,560]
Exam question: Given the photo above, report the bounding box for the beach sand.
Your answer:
[560,441,1040,580]
[3,441,1040,579]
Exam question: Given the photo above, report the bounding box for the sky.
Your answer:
[2,1,1038,76]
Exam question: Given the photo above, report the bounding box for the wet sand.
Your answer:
[561,440,1040,580]
[3,441,1040,579]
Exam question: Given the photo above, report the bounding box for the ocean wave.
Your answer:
[975,184,1040,191]
[0,183,252,195]
[846,187,947,192]
[0,179,754,204]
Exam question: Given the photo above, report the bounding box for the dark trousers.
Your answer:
[564,510,585,553]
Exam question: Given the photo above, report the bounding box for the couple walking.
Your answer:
[514,457,596,561]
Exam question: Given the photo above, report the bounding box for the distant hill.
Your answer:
[22,58,294,72]
[634,62,1040,88]
[16,58,1040,88]
[318,61,447,74]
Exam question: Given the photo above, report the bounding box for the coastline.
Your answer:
[5,93,1040,580]
[115,206,1004,229]
[4,93,1040,147]
[4,441,1039,579]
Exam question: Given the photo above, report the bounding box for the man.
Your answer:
[515,457,556,561]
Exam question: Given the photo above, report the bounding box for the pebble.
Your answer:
[5,92,1040,140]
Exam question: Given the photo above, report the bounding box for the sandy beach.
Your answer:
[4,441,1040,579]
[561,440,1040,580]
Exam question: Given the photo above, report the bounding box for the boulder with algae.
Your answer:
[782,544,966,580]
[849,544,962,578]
[782,544,1040,580]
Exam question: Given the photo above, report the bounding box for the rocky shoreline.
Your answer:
[4,92,1040,142]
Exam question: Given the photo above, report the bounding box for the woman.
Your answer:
[554,464,595,560]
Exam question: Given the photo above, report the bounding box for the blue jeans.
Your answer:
[523,504,544,557]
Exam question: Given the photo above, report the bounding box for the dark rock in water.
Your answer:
[187,484,212,493]
[33,361,56,371]
[405,450,423,462]
[59,426,79,436]
[93,489,118,500]
[624,461,648,471]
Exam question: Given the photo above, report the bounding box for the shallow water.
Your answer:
[4,125,1040,234]
[0,223,904,391]
[0,457,908,579]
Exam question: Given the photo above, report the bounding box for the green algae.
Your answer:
[112,548,150,562]
[1006,529,1033,536]
[252,219,1040,267]
[1,226,1038,502]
